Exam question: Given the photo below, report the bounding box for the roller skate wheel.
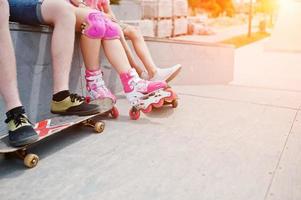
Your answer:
[142,105,153,113]
[86,96,91,103]
[24,154,39,168]
[94,121,105,133]
[129,109,140,120]
[152,99,164,108]
[172,100,178,108]
[110,106,119,119]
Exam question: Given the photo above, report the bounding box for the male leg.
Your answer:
[8,0,101,116]
[0,0,38,147]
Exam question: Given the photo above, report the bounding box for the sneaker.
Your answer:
[51,93,101,116]
[5,106,38,147]
[140,64,182,83]
[151,64,182,83]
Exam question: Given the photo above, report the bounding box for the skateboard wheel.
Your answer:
[110,106,119,119]
[86,96,91,103]
[94,121,105,133]
[172,100,178,108]
[142,105,152,113]
[24,154,39,168]
[129,108,140,120]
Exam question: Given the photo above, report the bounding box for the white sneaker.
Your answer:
[140,70,150,80]
[150,64,182,83]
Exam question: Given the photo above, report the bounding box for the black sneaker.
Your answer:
[51,93,101,116]
[5,106,39,147]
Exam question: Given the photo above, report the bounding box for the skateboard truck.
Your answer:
[81,119,105,133]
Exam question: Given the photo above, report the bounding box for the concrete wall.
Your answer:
[111,1,142,20]
[129,38,234,85]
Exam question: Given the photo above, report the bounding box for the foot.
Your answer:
[120,69,168,108]
[120,69,167,95]
[51,91,101,116]
[141,64,182,83]
[5,106,38,147]
[85,69,116,104]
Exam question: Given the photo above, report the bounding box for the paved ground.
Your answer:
[1,84,301,200]
[232,39,301,92]
[174,24,251,43]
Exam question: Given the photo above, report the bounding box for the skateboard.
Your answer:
[0,106,118,168]
[129,87,178,120]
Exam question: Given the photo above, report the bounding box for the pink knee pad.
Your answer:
[82,12,106,39]
[103,18,120,40]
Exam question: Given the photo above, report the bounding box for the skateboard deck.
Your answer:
[0,104,117,168]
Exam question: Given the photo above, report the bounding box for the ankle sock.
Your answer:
[6,106,25,119]
[52,90,70,101]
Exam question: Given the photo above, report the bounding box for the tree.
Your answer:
[188,0,235,17]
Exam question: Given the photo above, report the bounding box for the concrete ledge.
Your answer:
[142,37,234,85]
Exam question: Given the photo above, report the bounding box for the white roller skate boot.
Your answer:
[120,69,176,120]
[85,69,119,118]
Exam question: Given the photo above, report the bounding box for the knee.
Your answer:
[126,26,142,40]
[48,2,76,26]
[0,0,9,22]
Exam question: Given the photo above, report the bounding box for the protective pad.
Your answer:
[82,12,120,40]
[82,12,106,39]
[103,18,120,40]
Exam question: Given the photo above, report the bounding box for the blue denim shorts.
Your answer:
[8,0,45,25]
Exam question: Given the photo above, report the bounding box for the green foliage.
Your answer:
[188,0,235,17]
[256,0,278,14]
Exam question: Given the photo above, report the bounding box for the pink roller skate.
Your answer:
[85,69,119,118]
[120,69,176,120]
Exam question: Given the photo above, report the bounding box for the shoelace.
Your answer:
[70,94,85,103]
[5,114,30,128]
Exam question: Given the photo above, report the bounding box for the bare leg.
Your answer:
[80,35,101,70]
[119,30,144,75]
[0,0,22,111]
[41,0,76,94]
[123,25,157,78]
[73,7,132,74]
[102,39,132,74]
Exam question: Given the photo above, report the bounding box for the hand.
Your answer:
[104,13,118,22]
[70,0,86,7]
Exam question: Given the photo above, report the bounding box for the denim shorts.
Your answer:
[8,0,45,25]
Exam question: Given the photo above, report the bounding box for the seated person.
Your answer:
[1,0,102,147]
[85,0,182,83]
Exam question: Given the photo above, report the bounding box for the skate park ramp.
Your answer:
[266,0,301,52]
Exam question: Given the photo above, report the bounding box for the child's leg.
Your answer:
[123,25,157,77]
[124,25,182,82]
[74,7,169,111]
[74,8,116,103]
[118,28,144,76]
